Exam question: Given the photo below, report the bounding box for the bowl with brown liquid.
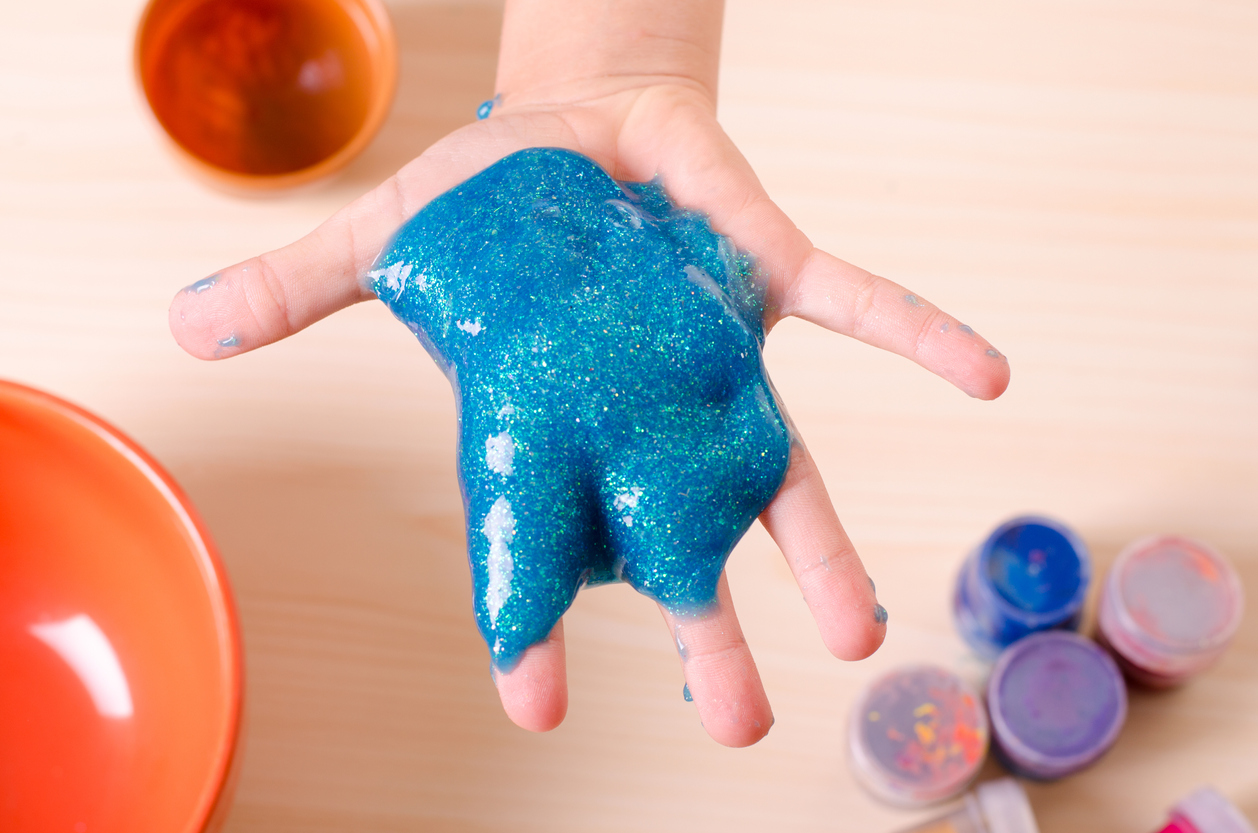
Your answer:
[136,0,396,191]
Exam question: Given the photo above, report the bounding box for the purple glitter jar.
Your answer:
[986,631,1127,780]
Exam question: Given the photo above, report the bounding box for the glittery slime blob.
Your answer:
[371,148,792,669]
[847,665,988,807]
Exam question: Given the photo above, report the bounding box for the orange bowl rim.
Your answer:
[0,379,245,832]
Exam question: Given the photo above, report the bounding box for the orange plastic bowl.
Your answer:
[0,381,243,833]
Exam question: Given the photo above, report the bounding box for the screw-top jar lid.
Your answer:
[1173,788,1258,833]
[987,631,1127,780]
[1099,536,1244,683]
[976,778,1041,833]
[848,665,988,807]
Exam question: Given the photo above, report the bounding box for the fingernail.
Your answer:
[873,603,888,625]
[868,577,876,594]
[682,682,693,702]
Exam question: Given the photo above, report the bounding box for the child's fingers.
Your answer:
[760,442,886,662]
[778,249,1010,400]
[656,131,1009,402]
[659,574,773,748]
[167,182,410,360]
[167,124,518,361]
[492,620,569,733]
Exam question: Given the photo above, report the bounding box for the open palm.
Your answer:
[170,76,1008,748]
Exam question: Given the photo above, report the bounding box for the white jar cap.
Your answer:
[1174,788,1257,833]
[976,779,1040,833]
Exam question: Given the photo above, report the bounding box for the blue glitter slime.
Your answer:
[370,148,792,670]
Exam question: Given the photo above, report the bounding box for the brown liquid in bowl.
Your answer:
[141,0,373,176]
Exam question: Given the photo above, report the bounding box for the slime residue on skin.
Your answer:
[476,94,500,120]
[371,148,791,669]
[185,275,219,294]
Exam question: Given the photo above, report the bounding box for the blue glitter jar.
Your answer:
[953,516,1091,658]
[370,148,792,670]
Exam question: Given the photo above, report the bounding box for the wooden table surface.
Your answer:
[4,0,1257,830]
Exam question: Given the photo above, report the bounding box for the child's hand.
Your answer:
[169,0,1008,747]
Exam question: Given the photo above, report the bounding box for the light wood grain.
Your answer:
[2,0,1256,830]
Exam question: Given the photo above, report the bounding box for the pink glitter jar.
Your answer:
[1097,536,1244,687]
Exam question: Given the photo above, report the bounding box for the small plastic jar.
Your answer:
[986,631,1126,781]
[954,516,1091,658]
[1154,787,1257,833]
[1097,536,1245,688]
[848,665,989,807]
[893,778,1040,833]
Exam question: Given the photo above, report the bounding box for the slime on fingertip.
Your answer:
[476,94,500,120]
[371,148,792,670]
[185,275,218,294]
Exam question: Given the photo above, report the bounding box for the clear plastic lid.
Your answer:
[987,631,1127,780]
[954,515,1090,658]
[890,778,1040,833]
[1098,536,1244,684]
[976,778,1041,833]
[1173,788,1257,833]
[848,665,988,807]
